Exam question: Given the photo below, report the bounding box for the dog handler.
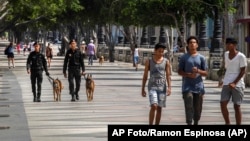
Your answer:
[26,42,50,102]
[63,39,85,102]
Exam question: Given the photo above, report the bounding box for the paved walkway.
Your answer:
[0,42,249,141]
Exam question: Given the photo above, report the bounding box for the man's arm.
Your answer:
[141,59,149,97]
[233,67,246,84]
[42,54,49,75]
[26,53,31,70]
[63,50,69,74]
[165,60,171,96]
[79,50,85,72]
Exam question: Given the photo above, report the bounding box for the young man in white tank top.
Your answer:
[133,44,139,71]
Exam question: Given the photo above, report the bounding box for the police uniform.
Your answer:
[26,51,49,102]
[63,48,85,101]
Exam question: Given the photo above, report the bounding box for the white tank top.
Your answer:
[134,48,139,56]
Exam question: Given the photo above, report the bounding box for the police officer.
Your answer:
[63,39,85,101]
[26,42,50,102]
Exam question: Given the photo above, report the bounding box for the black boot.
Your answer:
[37,93,41,102]
[75,93,79,100]
[33,93,37,102]
[71,94,75,102]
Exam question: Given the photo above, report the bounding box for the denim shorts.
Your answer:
[134,56,139,64]
[148,89,166,107]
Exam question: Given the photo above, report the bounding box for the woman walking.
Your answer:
[5,42,15,69]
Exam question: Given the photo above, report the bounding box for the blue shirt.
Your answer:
[178,53,208,94]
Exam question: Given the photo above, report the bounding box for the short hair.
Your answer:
[69,39,76,44]
[226,37,238,44]
[187,36,199,44]
[90,39,94,43]
[33,42,38,46]
[154,43,166,50]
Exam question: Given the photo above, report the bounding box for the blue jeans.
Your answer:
[88,54,94,65]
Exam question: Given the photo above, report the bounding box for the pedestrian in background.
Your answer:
[16,42,21,55]
[23,43,28,56]
[63,39,85,102]
[5,42,15,69]
[133,44,139,71]
[80,41,87,59]
[26,42,50,102]
[220,37,247,125]
[178,36,208,125]
[141,43,172,125]
[46,43,53,68]
[86,39,96,65]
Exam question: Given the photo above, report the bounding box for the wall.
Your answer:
[103,45,250,87]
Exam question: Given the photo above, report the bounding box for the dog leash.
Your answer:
[47,75,54,80]
[47,75,54,86]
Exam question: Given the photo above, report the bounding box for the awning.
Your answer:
[236,18,250,23]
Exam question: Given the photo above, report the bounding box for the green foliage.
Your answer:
[0,0,242,36]
[119,0,214,27]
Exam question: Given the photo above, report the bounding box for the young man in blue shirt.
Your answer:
[178,36,208,125]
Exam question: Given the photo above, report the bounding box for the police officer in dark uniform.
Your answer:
[26,42,50,102]
[63,39,85,101]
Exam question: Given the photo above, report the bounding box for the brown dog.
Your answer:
[99,56,104,65]
[53,78,64,102]
[85,74,95,101]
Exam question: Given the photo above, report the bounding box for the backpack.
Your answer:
[4,46,9,55]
